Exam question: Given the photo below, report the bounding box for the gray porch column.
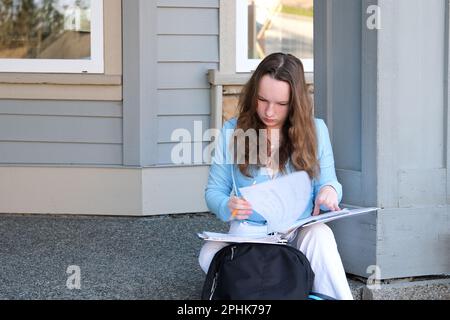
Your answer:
[123,0,159,166]
[315,0,450,279]
[374,0,449,279]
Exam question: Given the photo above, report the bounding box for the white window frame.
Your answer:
[236,0,314,73]
[0,0,104,74]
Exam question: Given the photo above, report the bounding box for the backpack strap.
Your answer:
[308,292,337,300]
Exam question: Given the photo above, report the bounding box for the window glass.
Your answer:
[0,0,92,60]
[248,0,313,61]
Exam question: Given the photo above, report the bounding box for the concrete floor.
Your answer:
[2,212,445,300]
[0,213,225,300]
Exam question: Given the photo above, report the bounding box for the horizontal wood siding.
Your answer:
[0,142,122,165]
[158,35,219,62]
[157,0,219,8]
[0,100,123,165]
[157,89,211,115]
[157,142,211,164]
[158,115,210,143]
[157,0,219,165]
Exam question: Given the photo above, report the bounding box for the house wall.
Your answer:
[0,0,123,166]
[123,0,219,166]
[0,0,218,217]
[156,0,219,165]
[0,100,123,165]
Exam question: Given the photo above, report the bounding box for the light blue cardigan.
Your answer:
[205,117,343,224]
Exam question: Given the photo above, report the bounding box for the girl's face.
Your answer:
[256,75,290,130]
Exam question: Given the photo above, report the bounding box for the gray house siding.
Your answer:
[0,1,219,166]
[0,100,123,165]
[156,0,219,165]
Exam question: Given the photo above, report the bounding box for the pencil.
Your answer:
[232,181,255,218]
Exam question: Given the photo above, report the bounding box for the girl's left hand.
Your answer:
[313,186,341,216]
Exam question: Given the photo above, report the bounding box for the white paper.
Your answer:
[239,171,312,233]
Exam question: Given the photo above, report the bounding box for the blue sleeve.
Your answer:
[313,119,343,210]
[204,123,234,222]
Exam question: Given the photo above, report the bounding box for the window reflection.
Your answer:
[0,0,91,59]
[248,0,313,60]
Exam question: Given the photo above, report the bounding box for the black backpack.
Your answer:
[201,243,315,300]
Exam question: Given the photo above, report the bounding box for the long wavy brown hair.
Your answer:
[232,53,319,179]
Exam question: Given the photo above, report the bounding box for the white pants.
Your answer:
[198,222,353,300]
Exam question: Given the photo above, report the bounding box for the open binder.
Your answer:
[197,231,289,245]
[199,171,379,244]
[198,207,379,245]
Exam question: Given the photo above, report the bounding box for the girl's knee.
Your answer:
[198,242,227,273]
[306,223,335,240]
[297,223,336,248]
[301,223,334,238]
[198,243,213,273]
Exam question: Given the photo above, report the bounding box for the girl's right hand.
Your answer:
[228,196,253,220]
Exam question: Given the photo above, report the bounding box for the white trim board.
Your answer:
[0,165,210,216]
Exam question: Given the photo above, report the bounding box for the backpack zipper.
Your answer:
[210,246,237,300]
[230,246,237,260]
[209,272,218,300]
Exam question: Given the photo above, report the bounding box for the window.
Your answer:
[236,0,314,73]
[0,0,104,73]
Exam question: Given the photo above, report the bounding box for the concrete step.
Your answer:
[362,278,450,300]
